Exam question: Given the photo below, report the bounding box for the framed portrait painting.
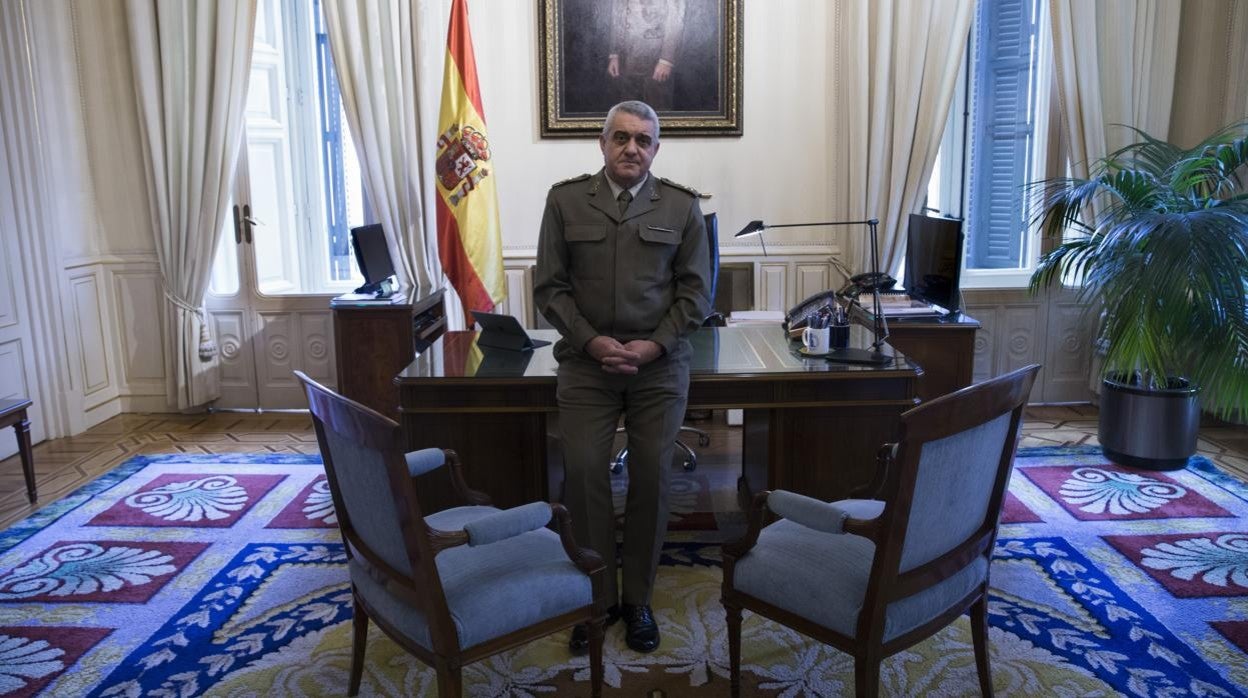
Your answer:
[539,0,743,137]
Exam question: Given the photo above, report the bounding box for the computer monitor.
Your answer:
[904,214,964,312]
[350,224,396,295]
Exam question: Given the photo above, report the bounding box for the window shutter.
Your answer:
[314,0,350,279]
[967,0,1039,269]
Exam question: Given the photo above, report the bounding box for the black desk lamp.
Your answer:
[735,218,891,365]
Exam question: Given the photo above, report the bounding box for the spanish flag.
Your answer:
[436,0,505,320]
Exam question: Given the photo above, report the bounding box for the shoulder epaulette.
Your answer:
[551,173,592,189]
[659,177,711,199]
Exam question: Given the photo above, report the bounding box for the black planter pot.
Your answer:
[1099,374,1199,471]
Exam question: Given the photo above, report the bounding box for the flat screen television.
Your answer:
[350,224,396,296]
[903,214,964,312]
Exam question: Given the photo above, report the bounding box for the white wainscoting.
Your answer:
[69,271,112,399]
[503,246,840,328]
[963,287,1094,403]
[64,255,170,420]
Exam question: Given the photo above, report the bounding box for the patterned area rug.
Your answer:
[1,447,1246,696]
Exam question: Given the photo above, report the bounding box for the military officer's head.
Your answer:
[600,101,660,190]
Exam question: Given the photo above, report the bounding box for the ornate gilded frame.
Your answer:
[538,0,743,137]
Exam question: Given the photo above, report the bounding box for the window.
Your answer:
[211,0,371,296]
[922,0,1051,289]
[964,0,1051,285]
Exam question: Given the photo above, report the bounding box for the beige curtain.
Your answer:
[126,0,256,410]
[1050,0,1180,177]
[1170,1,1248,148]
[830,0,975,276]
[322,0,442,299]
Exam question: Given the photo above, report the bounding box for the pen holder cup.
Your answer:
[829,323,850,349]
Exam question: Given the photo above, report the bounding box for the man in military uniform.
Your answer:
[607,0,687,110]
[535,100,710,654]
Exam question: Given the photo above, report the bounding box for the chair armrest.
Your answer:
[463,501,552,546]
[405,447,446,477]
[722,490,770,559]
[851,442,897,499]
[550,503,606,576]
[767,490,860,534]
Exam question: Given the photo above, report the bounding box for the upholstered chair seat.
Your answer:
[350,504,594,650]
[732,501,990,643]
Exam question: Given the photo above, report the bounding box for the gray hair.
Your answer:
[602,101,660,141]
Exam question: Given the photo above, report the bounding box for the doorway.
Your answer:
[206,0,369,409]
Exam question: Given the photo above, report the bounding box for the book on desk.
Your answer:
[860,294,948,319]
[330,292,407,307]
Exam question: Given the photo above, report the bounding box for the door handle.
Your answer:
[242,204,259,244]
[232,205,242,244]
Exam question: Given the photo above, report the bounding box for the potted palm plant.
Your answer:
[1029,121,1248,470]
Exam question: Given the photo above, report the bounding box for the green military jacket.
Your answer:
[534,169,711,360]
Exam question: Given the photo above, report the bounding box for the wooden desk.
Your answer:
[396,326,920,513]
[0,398,35,503]
[332,289,445,418]
[878,312,980,402]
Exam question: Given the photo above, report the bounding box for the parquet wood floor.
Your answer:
[1,406,1244,531]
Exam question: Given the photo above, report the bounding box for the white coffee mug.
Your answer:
[802,326,831,353]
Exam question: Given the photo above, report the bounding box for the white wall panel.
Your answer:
[257,312,295,389]
[1044,299,1095,402]
[969,307,996,384]
[0,340,27,457]
[113,271,164,382]
[758,264,787,312]
[214,312,254,389]
[0,248,15,330]
[0,340,28,399]
[70,273,110,395]
[795,264,831,304]
[500,267,530,324]
[300,312,334,383]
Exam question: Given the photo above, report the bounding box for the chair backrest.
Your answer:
[295,371,444,611]
[702,212,728,326]
[704,211,720,301]
[862,365,1040,629]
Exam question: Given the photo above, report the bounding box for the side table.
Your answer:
[0,398,35,503]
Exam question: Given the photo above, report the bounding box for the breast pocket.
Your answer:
[566,224,608,280]
[635,224,681,281]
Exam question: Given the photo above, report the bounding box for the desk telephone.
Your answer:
[784,272,897,331]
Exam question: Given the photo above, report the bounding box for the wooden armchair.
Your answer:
[296,372,607,697]
[721,364,1040,697]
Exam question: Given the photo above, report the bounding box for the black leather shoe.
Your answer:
[621,603,660,653]
[568,605,619,655]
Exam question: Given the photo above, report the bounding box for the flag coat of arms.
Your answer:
[436,0,505,317]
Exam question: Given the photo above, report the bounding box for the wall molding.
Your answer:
[63,252,160,269]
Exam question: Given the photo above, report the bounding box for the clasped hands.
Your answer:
[586,336,662,375]
[606,56,672,83]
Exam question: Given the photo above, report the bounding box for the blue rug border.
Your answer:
[992,536,1245,698]
[86,541,350,698]
[0,453,323,555]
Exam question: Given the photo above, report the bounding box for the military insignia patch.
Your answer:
[660,177,710,199]
[436,124,492,206]
[552,173,591,188]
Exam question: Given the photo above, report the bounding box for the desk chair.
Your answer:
[611,211,723,474]
[296,372,607,697]
[721,364,1040,697]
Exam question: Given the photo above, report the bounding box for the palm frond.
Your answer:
[1029,120,1248,418]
